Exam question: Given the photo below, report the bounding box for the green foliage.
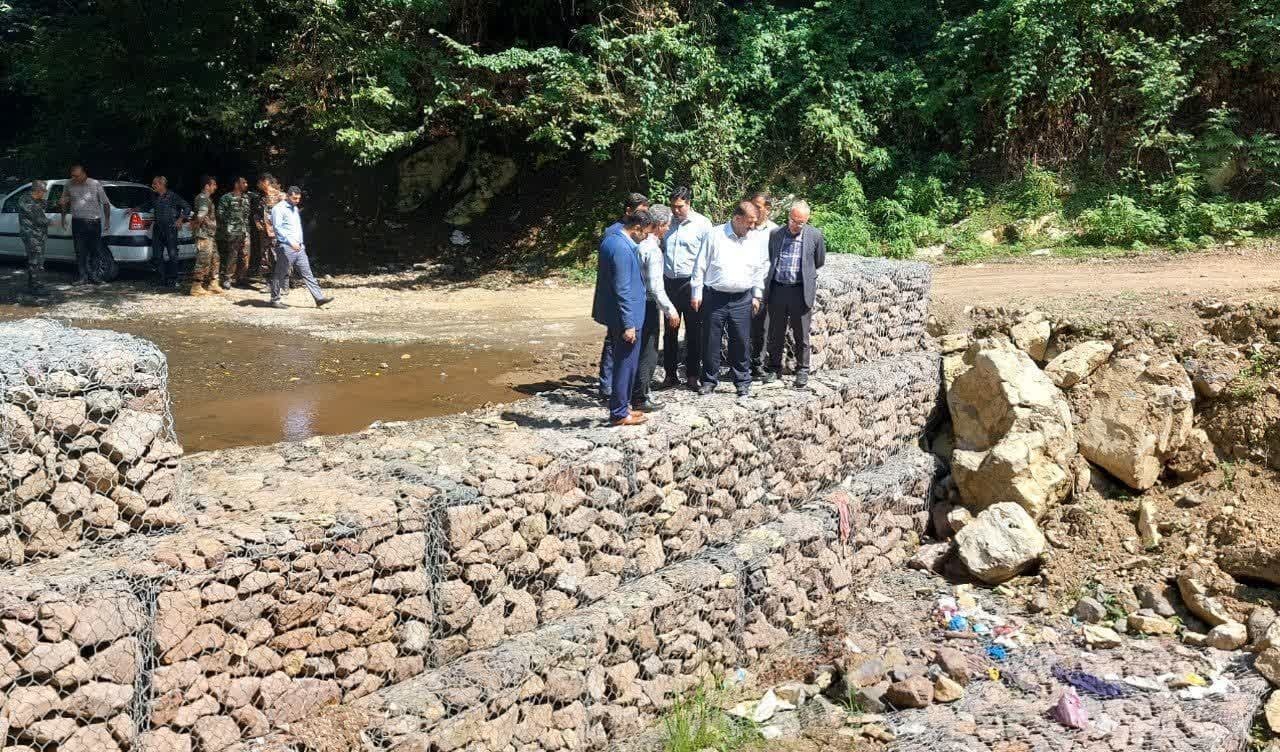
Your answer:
[1078,196,1169,246]
[661,685,759,752]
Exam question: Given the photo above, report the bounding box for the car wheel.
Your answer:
[94,243,119,282]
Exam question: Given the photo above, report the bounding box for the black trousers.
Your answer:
[663,276,703,385]
[767,283,813,374]
[151,223,181,284]
[702,288,753,389]
[633,300,661,403]
[751,303,768,373]
[71,218,102,282]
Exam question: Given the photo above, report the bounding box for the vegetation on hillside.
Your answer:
[4,0,1279,262]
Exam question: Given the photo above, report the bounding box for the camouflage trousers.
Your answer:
[221,233,250,284]
[193,238,220,287]
[256,229,276,278]
[23,235,45,288]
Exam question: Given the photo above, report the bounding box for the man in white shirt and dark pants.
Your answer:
[269,186,334,309]
[691,200,765,400]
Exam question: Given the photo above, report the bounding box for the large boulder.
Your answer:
[1076,355,1195,490]
[444,152,519,226]
[1044,341,1113,389]
[396,136,467,212]
[947,345,1077,519]
[955,502,1047,584]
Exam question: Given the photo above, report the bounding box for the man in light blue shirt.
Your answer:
[269,186,334,309]
[660,186,713,389]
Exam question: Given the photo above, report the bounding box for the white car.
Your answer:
[0,179,195,281]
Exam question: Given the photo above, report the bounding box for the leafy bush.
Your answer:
[1006,164,1064,219]
[1078,196,1168,246]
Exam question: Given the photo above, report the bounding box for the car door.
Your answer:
[0,185,29,258]
[42,182,75,261]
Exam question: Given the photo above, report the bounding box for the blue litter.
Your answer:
[985,644,1008,661]
[973,622,991,635]
[948,615,970,631]
[1052,665,1129,699]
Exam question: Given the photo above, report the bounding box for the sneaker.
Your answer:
[761,371,779,385]
[269,301,288,309]
[698,384,716,396]
[316,296,335,308]
[795,372,810,388]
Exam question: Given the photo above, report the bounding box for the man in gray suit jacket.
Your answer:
[762,200,825,388]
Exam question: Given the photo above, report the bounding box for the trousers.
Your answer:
[607,327,641,421]
[270,245,326,302]
[222,234,250,284]
[766,283,813,373]
[663,276,703,385]
[701,288,753,389]
[152,223,181,284]
[71,218,102,283]
[633,299,661,404]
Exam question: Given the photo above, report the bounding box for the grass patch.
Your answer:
[662,685,761,752]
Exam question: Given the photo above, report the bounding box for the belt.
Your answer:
[771,280,802,288]
[709,287,751,296]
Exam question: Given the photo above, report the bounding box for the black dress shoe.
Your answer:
[316,296,335,308]
[661,378,680,390]
[687,379,702,391]
[736,386,751,398]
[270,301,288,309]
[761,371,779,384]
[698,384,716,396]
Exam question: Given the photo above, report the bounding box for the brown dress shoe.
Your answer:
[610,412,649,427]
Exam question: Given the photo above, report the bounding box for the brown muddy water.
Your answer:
[0,314,536,452]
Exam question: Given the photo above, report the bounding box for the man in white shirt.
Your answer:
[747,191,778,377]
[690,200,765,399]
[661,186,713,389]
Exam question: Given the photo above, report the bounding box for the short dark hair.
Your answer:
[259,173,279,187]
[623,209,652,228]
[286,185,303,196]
[624,192,649,213]
[199,174,216,189]
[669,186,693,203]
[234,176,248,185]
[748,190,773,207]
[733,200,757,218]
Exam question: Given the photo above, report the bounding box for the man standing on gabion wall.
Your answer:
[18,180,50,296]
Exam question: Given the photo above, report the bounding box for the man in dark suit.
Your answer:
[592,210,652,426]
[762,200,825,388]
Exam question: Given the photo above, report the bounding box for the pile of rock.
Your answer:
[1,319,185,564]
[933,310,1204,584]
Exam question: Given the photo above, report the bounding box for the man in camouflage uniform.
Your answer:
[190,175,222,296]
[18,180,51,296]
[253,173,284,281]
[218,176,252,288]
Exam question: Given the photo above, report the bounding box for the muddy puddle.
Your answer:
[0,310,538,452]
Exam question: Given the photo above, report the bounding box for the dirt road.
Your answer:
[930,245,1280,326]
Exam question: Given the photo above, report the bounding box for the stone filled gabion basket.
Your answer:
[0,319,186,565]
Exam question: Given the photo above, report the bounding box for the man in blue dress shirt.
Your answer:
[592,210,652,426]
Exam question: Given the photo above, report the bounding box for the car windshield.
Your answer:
[103,185,153,210]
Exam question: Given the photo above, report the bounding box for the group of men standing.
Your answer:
[592,187,826,426]
[16,165,331,308]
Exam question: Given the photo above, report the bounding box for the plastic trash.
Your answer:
[985,644,1009,661]
[1052,665,1129,699]
[948,615,970,632]
[988,667,1001,682]
[1051,687,1090,729]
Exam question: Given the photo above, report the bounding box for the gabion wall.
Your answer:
[1,320,186,565]
[0,258,940,752]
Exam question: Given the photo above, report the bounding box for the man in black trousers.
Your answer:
[762,199,825,388]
